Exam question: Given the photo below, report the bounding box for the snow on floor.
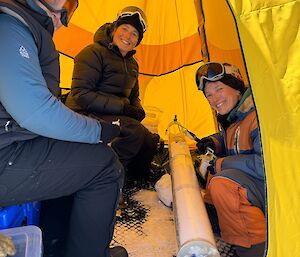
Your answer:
[111,189,177,257]
[111,188,236,257]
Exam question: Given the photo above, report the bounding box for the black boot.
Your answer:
[235,242,266,257]
[109,246,128,257]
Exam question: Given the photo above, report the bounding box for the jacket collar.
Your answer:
[11,0,55,34]
[227,88,254,123]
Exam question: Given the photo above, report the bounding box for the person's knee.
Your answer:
[207,176,241,215]
[208,176,235,201]
[211,169,265,211]
[92,145,124,186]
[120,122,145,141]
[208,176,266,247]
[140,130,159,157]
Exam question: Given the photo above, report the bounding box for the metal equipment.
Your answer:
[167,117,220,257]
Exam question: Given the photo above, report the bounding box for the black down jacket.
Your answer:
[65,22,144,115]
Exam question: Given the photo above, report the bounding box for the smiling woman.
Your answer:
[65,6,159,190]
[194,62,266,257]
[113,24,139,56]
[195,62,246,115]
[204,81,242,115]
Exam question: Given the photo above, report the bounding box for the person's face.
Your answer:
[204,81,242,115]
[36,0,66,31]
[113,24,139,56]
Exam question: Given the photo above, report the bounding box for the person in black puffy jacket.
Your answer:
[65,6,158,184]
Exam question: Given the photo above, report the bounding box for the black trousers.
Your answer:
[90,114,158,182]
[0,137,124,257]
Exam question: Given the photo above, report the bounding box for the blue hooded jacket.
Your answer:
[0,0,103,149]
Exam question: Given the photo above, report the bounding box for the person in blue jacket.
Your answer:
[195,62,266,257]
[0,1,127,257]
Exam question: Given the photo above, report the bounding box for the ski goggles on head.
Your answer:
[195,62,225,91]
[196,62,244,91]
[118,11,147,32]
[39,0,78,27]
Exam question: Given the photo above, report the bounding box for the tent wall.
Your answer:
[226,1,300,256]
[195,0,248,82]
[198,0,300,255]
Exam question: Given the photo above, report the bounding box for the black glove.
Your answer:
[207,160,216,175]
[123,104,145,121]
[196,136,216,154]
[99,121,120,144]
[119,126,132,137]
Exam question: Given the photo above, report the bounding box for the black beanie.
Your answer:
[115,7,147,46]
[219,74,246,94]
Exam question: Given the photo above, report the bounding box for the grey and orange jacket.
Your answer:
[209,88,264,181]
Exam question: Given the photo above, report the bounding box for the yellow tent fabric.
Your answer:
[54,0,217,140]
[54,0,300,256]
[226,1,300,256]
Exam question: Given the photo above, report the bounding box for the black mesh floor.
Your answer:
[111,186,237,257]
[110,148,237,256]
[111,187,177,257]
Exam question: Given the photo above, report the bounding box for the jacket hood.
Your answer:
[93,22,136,57]
[93,22,114,45]
[227,88,254,123]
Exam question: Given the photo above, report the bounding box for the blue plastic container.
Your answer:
[0,202,41,229]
